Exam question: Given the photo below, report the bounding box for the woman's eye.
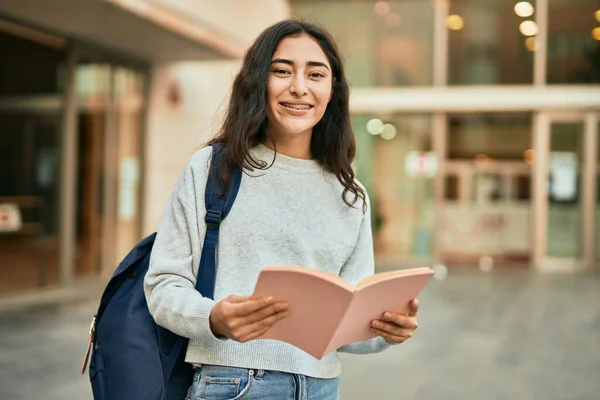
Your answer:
[274,69,290,75]
[309,72,325,78]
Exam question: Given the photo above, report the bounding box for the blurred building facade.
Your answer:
[291,0,600,272]
[0,0,598,296]
[0,0,289,294]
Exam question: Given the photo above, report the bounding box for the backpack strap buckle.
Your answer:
[205,210,222,230]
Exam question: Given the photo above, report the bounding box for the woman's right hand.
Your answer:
[209,295,291,342]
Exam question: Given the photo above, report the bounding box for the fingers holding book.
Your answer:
[370,299,419,344]
[209,295,291,343]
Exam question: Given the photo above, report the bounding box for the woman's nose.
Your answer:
[289,74,308,96]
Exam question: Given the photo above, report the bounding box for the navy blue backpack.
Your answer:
[81,145,242,400]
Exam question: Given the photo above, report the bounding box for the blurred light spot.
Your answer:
[447,14,464,31]
[479,256,494,272]
[366,119,384,135]
[519,20,538,36]
[432,264,448,280]
[595,10,600,23]
[514,1,534,18]
[386,13,402,27]
[525,36,538,51]
[374,1,390,16]
[380,123,397,140]
[524,148,534,164]
[593,27,600,41]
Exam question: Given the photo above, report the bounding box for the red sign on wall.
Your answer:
[405,151,438,178]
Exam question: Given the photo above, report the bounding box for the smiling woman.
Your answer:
[144,18,421,400]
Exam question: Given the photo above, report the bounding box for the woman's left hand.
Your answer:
[370,299,419,344]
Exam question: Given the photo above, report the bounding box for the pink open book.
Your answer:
[252,266,434,360]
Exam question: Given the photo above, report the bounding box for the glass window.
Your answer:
[445,175,459,200]
[442,113,533,267]
[290,0,434,87]
[448,0,534,85]
[448,113,532,160]
[0,113,62,294]
[547,0,600,84]
[514,174,531,201]
[0,29,65,294]
[0,30,66,95]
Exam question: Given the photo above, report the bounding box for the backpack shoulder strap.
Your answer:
[167,144,242,365]
[195,144,242,299]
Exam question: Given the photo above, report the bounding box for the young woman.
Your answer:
[144,19,419,399]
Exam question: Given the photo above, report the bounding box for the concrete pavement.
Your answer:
[0,268,599,399]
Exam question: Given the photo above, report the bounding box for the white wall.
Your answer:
[155,0,290,48]
[143,1,289,234]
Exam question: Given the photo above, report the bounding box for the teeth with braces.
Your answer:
[282,103,311,110]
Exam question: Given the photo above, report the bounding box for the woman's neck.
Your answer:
[263,131,313,160]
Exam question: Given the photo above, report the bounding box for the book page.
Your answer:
[328,268,434,350]
[252,266,354,360]
[356,267,434,290]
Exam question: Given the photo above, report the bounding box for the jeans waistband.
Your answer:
[193,364,266,379]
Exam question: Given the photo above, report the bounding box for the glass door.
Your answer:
[73,50,147,279]
[75,60,110,278]
[112,66,145,273]
[546,121,583,260]
[596,118,600,266]
[540,112,598,270]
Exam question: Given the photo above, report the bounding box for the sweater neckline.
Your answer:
[249,143,323,174]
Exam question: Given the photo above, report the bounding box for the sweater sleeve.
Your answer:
[337,192,392,355]
[143,148,224,342]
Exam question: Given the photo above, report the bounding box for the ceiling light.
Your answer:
[380,124,397,140]
[525,36,538,51]
[447,14,464,31]
[366,119,384,135]
[519,20,538,36]
[514,2,534,18]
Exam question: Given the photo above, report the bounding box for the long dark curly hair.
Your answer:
[210,19,366,211]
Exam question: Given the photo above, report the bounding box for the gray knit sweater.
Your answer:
[144,144,390,379]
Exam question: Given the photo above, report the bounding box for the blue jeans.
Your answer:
[185,364,340,400]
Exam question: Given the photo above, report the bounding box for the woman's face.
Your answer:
[266,34,333,142]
